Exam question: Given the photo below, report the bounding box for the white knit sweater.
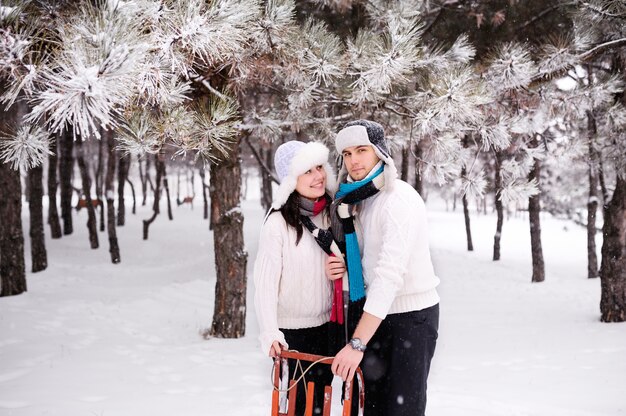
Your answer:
[253,211,333,356]
[356,179,440,319]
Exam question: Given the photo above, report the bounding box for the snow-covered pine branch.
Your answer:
[485,42,537,93]
[115,109,163,156]
[186,98,240,163]
[459,170,487,200]
[0,124,51,171]
[25,1,147,139]
[347,16,422,103]
[154,0,261,76]
[499,178,540,206]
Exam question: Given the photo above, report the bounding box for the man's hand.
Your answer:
[331,344,364,381]
[325,256,346,281]
[269,341,284,357]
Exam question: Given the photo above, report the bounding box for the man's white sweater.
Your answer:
[355,179,440,319]
[253,211,333,356]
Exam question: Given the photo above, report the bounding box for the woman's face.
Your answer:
[295,165,327,200]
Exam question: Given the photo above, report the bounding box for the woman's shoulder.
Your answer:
[262,210,288,229]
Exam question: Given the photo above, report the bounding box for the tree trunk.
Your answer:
[208,135,248,338]
[600,176,626,322]
[0,103,27,297]
[586,111,599,279]
[199,166,209,220]
[143,153,163,240]
[414,141,424,197]
[528,139,545,283]
[400,143,410,182]
[493,151,504,261]
[28,165,48,272]
[117,153,130,226]
[104,129,120,263]
[163,162,173,220]
[47,133,62,239]
[75,139,99,249]
[461,164,474,251]
[96,138,105,232]
[138,155,148,206]
[260,145,273,212]
[126,177,136,215]
[59,129,74,235]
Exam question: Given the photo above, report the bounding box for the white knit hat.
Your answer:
[272,141,337,209]
[335,120,397,190]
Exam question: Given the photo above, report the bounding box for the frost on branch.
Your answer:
[485,42,537,93]
[155,0,261,75]
[0,124,51,171]
[347,16,422,103]
[499,178,540,206]
[25,3,147,139]
[460,170,487,201]
[295,19,344,87]
[116,110,162,156]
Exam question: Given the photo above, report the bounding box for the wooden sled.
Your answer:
[271,350,365,416]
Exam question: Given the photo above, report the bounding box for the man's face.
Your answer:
[341,145,380,181]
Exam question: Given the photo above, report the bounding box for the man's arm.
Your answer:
[331,312,382,381]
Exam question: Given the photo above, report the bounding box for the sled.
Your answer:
[271,350,365,416]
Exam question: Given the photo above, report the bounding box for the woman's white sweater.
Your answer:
[253,211,333,356]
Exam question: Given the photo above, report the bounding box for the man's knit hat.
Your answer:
[335,119,398,189]
[272,140,337,210]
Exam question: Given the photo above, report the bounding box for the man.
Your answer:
[327,120,440,416]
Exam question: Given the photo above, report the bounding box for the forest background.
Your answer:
[0,0,625,394]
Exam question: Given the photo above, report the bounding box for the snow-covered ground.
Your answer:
[1,188,624,416]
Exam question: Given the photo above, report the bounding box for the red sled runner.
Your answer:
[271,350,365,416]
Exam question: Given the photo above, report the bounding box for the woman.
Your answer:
[254,140,340,415]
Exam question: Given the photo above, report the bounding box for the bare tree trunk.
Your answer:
[143,154,163,240]
[461,137,473,252]
[96,137,105,232]
[163,162,173,220]
[528,138,545,283]
[587,111,599,279]
[138,155,148,206]
[260,145,274,212]
[493,151,504,261]
[59,129,74,235]
[117,153,130,226]
[47,133,62,239]
[103,129,120,263]
[400,143,410,182]
[199,166,209,220]
[600,176,626,322]
[462,189,474,251]
[243,134,275,212]
[414,141,424,197]
[28,165,47,272]
[75,139,99,249]
[0,103,27,296]
[126,177,136,215]
[208,135,248,338]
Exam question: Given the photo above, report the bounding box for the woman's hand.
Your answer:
[331,344,363,382]
[325,256,346,281]
[269,341,285,357]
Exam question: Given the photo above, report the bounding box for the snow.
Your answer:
[1,183,625,416]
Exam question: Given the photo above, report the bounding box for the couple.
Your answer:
[254,120,440,416]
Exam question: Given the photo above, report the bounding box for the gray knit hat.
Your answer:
[335,119,397,189]
[272,140,337,209]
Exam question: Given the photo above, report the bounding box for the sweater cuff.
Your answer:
[259,330,288,357]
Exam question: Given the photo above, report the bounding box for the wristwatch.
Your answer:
[348,337,367,352]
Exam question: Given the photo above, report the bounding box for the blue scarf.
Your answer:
[332,164,385,301]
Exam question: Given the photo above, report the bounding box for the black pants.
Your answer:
[281,323,334,416]
[360,304,439,416]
